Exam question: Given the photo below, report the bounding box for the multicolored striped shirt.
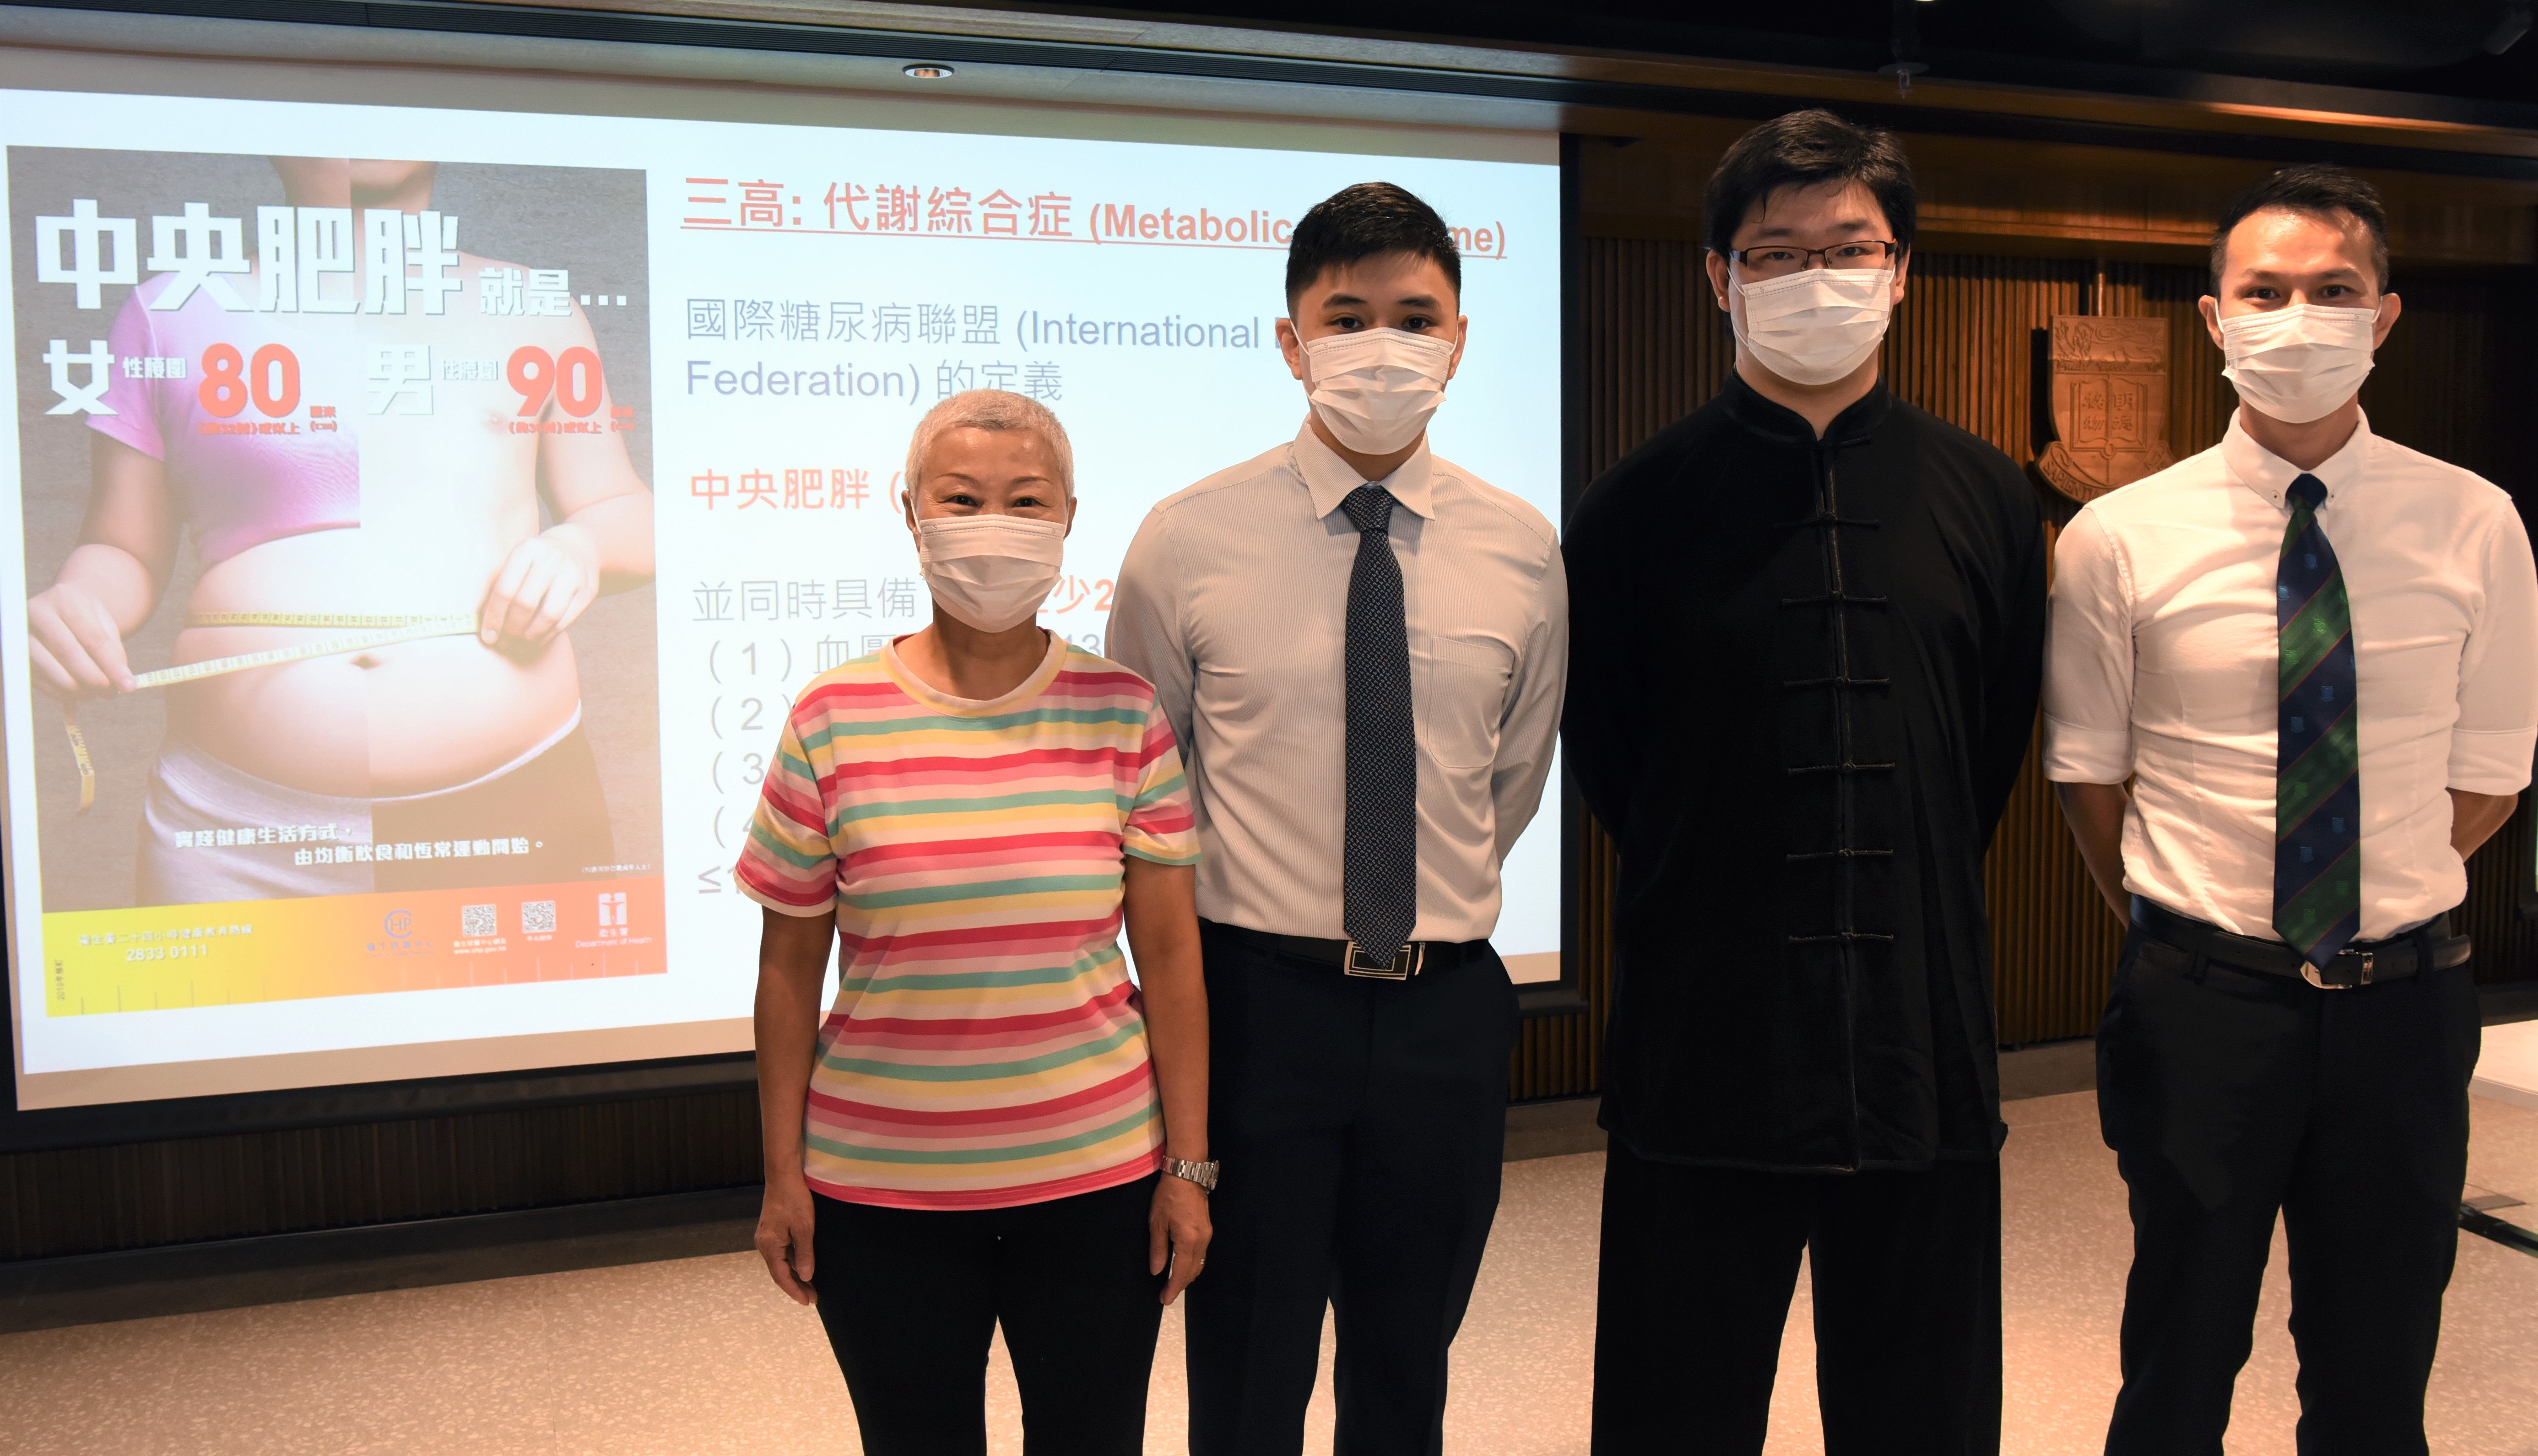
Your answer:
[734,633,1200,1209]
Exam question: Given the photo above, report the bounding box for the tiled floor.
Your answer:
[5,1093,2537,1455]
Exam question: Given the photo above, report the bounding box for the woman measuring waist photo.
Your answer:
[24,157,653,904]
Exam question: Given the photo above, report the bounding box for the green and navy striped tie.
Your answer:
[2274,472,2361,969]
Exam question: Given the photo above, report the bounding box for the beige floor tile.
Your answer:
[0,1299,208,1456]
[531,1254,842,1456]
[2470,1093,2538,1238]
[1442,1152,1600,1454]
[5,1093,2536,1455]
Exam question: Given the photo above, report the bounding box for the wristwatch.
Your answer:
[1163,1157,1220,1194]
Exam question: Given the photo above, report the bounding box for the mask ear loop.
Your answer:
[901,479,926,577]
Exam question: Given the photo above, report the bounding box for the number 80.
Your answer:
[198,343,299,419]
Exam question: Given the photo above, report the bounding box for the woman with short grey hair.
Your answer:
[738,390,1213,1453]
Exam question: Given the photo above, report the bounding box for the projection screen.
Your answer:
[1,53,1562,1111]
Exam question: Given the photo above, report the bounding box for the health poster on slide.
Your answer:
[12,149,665,1019]
[3,92,1560,1099]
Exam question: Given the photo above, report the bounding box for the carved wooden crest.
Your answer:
[2035,315,2174,503]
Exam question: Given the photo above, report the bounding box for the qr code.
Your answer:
[460,904,496,938]
[522,900,557,935]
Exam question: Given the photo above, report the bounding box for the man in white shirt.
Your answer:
[1109,182,1566,1455]
[2046,164,2538,1454]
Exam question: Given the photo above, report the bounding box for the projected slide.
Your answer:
[4,87,1561,1108]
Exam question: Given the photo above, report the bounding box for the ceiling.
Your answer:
[933,0,2538,116]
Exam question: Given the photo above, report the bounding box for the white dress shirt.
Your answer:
[1108,420,1568,943]
[2044,411,2538,941]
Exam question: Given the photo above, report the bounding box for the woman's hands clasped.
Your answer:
[1150,1172,1212,1306]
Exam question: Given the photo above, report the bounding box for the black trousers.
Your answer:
[1590,1144,2002,1454]
[2097,914,2481,1456]
[809,1175,1165,1456]
[1185,920,1520,1456]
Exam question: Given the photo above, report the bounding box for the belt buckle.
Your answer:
[1344,942,1422,980]
[2303,948,2372,990]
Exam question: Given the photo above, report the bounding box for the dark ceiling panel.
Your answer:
[16,0,2538,181]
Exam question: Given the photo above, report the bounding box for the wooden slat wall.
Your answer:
[1581,131,2538,269]
[0,1090,761,1262]
[1523,238,2538,1098]
[1900,254,2240,1044]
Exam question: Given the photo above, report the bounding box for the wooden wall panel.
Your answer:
[1581,132,2538,267]
[0,1090,761,1262]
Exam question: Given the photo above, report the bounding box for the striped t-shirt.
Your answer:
[733,633,1200,1209]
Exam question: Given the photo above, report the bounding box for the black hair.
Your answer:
[2209,163,2391,293]
[1284,182,1461,312]
[1702,109,1917,259]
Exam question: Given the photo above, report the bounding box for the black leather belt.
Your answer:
[2130,897,2470,990]
[1204,921,1490,980]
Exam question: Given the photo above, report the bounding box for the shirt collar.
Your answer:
[1291,417,1438,520]
[2220,409,2374,511]
[1720,369,1892,446]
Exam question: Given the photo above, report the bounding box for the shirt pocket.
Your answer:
[1422,634,1515,770]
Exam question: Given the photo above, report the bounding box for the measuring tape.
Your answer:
[62,612,482,813]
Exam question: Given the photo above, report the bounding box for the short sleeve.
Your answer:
[733,700,841,915]
[1122,699,1200,867]
[2042,506,2139,784]
[2449,504,2538,795]
[87,290,166,459]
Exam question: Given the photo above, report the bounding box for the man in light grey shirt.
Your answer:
[1109,181,1565,1455]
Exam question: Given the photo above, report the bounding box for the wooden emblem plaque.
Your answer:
[2035,315,2175,503]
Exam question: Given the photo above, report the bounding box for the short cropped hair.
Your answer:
[2209,163,2391,292]
[904,389,1075,501]
[1284,182,1461,313]
[1703,109,1918,259]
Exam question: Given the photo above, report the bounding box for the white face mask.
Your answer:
[2219,303,2381,426]
[1300,326,1456,455]
[910,512,1066,633]
[1732,267,1894,387]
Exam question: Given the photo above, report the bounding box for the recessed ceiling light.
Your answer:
[902,63,955,80]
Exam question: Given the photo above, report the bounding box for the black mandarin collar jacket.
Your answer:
[1564,372,2047,1171]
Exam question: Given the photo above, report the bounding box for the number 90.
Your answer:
[508,345,604,419]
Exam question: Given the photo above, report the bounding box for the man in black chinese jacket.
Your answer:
[1564,109,2046,1455]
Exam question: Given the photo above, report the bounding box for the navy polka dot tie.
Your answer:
[2274,472,2360,969]
[1341,485,1416,962]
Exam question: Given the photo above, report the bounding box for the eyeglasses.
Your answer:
[1726,239,1901,280]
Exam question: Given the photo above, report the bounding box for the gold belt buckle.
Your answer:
[1344,942,1423,979]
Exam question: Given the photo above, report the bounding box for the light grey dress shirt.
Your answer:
[1108,420,1569,944]
[2044,411,2538,941]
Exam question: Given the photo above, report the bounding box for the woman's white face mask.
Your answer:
[1301,326,1457,455]
[908,511,1066,633]
[2219,303,2382,425]
[1731,266,1895,387]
